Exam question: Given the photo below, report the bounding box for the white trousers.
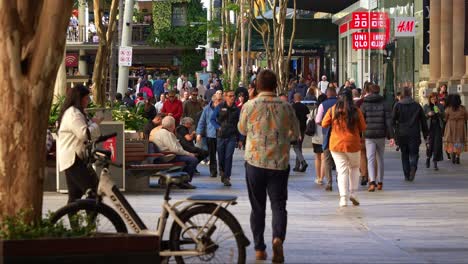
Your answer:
[331,151,360,198]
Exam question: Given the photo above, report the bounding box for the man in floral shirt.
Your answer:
[238,69,300,263]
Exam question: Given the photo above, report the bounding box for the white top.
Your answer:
[318,81,329,94]
[151,128,191,156]
[177,77,184,92]
[57,107,100,172]
[197,84,207,98]
[310,108,323,145]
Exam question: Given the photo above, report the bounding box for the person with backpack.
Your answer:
[309,94,327,185]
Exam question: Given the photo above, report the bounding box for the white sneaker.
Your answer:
[349,195,360,206]
[339,197,348,207]
[314,178,323,185]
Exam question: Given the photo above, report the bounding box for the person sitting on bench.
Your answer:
[151,116,199,189]
[176,117,209,173]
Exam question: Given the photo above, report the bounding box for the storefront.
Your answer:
[333,0,420,100]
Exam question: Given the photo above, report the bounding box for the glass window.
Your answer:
[172,4,187,27]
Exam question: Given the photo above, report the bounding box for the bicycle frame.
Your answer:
[96,167,237,257]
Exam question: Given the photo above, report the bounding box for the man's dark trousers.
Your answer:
[207,137,217,177]
[245,162,289,251]
[217,137,236,179]
[399,137,421,178]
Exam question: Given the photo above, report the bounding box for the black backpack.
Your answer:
[304,109,316,136]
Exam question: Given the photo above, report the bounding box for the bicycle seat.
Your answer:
[155,171,190,185]
[186,195,237,202]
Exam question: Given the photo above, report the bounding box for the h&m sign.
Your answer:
[395,17,416,37]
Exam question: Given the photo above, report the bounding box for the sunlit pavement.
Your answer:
[44,147,468,263]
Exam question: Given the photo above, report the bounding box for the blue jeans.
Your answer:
[245,162,290,251]
[217,137,237,179]
[399,139,421,178]
[173,155,199,180]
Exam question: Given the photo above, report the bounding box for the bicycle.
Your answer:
[51,133,250,263]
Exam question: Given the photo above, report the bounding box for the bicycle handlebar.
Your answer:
[95,133,117,144]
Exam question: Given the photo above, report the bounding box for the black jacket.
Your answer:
[292,102,310,133]
[392,97,428,143]
[216,102,240,138]
[176,125,198,153]
[361,94,394,139]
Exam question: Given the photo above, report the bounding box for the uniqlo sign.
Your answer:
[352,32,386,50]
[351,12,387,29]
[395,17,416,37]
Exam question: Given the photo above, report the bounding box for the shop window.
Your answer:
[172,3,187,27]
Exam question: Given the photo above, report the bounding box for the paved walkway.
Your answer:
[43,147,468,263]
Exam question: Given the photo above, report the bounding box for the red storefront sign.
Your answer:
[352,32,387,50]
[339,23,348,34]
[351,12,388,29]
[351,11,389,50]
[65,53,78,67]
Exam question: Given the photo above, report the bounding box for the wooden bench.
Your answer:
[125,141,185,191]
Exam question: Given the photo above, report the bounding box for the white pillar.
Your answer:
[117,0,135,95]
[78,0,87,76]
[206,0,213,72]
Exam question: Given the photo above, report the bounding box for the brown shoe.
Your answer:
[272,238,284,263]
[377,182,383,190]
[368,182,376,192]
[255,250,267,260]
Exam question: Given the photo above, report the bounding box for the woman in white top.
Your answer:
[311,94,327,185]
[57,84,102,204]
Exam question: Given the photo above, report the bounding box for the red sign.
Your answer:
[351,12,388,29]
[352,32,387,50]
[65,53,78,67]
[103,137,117,162]
[351,12,369,29]
[352,32,369,49]
[339,23,348,34]
[201,59,208,68]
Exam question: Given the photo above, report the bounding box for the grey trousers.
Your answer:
[365,138,386,183]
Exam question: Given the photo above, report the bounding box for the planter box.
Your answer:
[1,234,160,264]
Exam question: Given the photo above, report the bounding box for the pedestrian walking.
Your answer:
[210,90,241,187]
[322,89,366,207]
[238,69,300,263]
[291,93,309,172]
[161,90,183,125]
[315,87,338,191]
[318,75,329,95]
[423,92,445,170]
[196,93,223,178]
[311,94,327,184]
[443,94,468,164]
[360,84,394,191]
[392,87,428,181]
[183,88,203,129]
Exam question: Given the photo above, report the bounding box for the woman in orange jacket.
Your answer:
[322,89,366,207]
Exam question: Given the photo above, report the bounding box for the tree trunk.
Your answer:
[92,0,119,106]
[0,0,73,220]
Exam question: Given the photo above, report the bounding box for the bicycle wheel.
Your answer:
[50,200,128,234]
[169,204,247,264]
